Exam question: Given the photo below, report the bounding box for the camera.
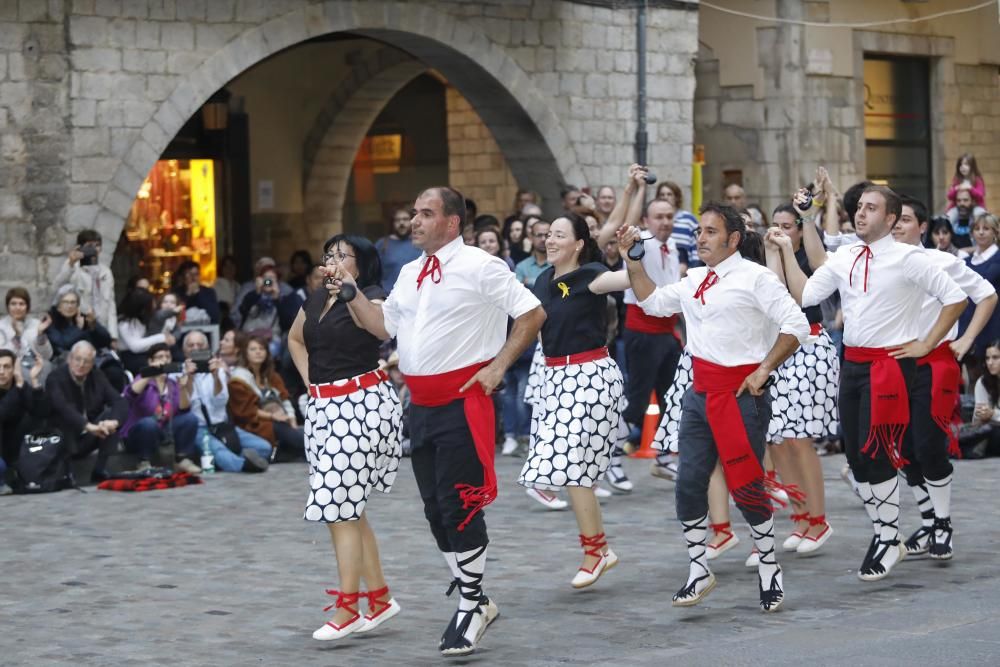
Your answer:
[21,349,36,374]
[643,171,657,185]
[80,244,99,267]
[189,349,212,374]
[139,362,184,378]
[262,278,274,287]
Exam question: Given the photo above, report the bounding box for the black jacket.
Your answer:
[45,364,128,433]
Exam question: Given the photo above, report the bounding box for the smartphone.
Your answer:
[190,349,212,373]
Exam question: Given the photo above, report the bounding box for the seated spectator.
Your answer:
[120,343,201,473]
[218,329,243,368]
[46,341,127,482]
[0,350,48,492]
[118,288,177,374]
[239,265,283,355]
[967,340,1000,459]
[0,287,54,365]
[287,250,314,291]
[47,286,112,359]
[930,217,964,256]
[171,260,220,324]
[52,228,119,345]
[180,331,269,473]
[213,256,239,309]
[228,335,304,461]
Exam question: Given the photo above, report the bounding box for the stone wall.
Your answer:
[446,87,519,221]
[950,63,1000,214]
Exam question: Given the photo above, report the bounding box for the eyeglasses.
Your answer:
[323,251,355,263]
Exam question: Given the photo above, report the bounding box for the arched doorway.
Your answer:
[106,1,580,288]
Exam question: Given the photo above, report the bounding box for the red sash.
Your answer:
[844,346,910,468]
[691,357,803,513]
[624,304,678,336]
[917,341,961,457]
[404,360,496,531]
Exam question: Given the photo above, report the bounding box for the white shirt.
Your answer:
[915,247,995,340]
[383,236,541,375]
[624,236,680,305]
[802,234,966,348]
[169,369,230,425]
[970,244,998,266]
[638,252,810,366]
[974,377,1000,423]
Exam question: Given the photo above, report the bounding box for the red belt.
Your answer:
[309,368,388,399]
[809,322,822,336]
[545,347,609,367]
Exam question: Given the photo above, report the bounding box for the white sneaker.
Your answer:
[501,436,519,456]
[176,458,202,475]
[745,549,760,568]
[594,485,612,499]
[313,613,365,640]
[571,549,619,588]
[650,459,679,481]
[526,488,568,510]
[355,597,401,634]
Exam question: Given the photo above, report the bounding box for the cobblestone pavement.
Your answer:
[3,453,1000,666]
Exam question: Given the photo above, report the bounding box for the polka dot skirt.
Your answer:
[767,330,841,442]
[302,381,402,523]
[652,350,692,454]
[518,356,625,489]
[524,343,546,409]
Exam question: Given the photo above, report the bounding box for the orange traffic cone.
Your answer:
[630,391,660,459]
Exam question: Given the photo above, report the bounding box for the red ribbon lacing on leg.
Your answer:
[765,470,807,509]
[808,514,827,526]
[579,533,607,559]
[364,585,392,621]
[790,512,810,523]
[323,589,362,615]
[849,245,873,292]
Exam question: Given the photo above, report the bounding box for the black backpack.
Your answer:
[14,431,77,493]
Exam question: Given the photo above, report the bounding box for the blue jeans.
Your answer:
[502,359,531,438]
[196,424,273,472]
[125,412,200,461]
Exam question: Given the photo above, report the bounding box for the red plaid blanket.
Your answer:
[97,472,202,492]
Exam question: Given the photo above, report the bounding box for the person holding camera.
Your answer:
[46,341,128,482]
[119,342,201,474]
[118,288,177,374]
[0,349,48,490]
[239,266,283,355]
[53,229,119,344]
[171,260,221,324]
[47,286,113,359]
[287,234,404,641]
[180,331,270,474]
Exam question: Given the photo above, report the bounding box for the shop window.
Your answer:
[124,159,218,292]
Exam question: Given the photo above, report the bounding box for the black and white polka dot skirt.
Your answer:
[652,349,692,454]
[518,356,625,489]
[524,343,546,409]
[766,330,840,441]
[302,381,402,523]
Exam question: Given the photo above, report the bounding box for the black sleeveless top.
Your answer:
[532,263,609,358]
[302,284,386,383]
[795,247,823,325]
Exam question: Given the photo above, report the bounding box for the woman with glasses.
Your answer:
[287,234,403,641]
[47,285,113,359]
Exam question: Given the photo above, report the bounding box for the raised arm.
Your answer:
[326,267,391,341]
[597,164,647,248]
[589,269,630,295]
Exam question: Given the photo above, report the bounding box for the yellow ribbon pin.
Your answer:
[557,282,570,298]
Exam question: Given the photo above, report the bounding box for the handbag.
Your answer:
[199,397,242,456]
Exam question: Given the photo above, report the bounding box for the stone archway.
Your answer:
[301,46,427,238]
[93,0,581,245]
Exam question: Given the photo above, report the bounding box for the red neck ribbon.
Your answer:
[917,341,962,457]
[416,255,442,289]
[692,357,803,514]
[404,360,496,531]
[844,346,910,468]
[693,270,718,304]
[849,245,873,292]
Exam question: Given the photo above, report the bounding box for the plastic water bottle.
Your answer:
[200,431,215,474]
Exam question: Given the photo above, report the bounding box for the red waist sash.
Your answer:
[544,347,608,367]
[404,360,496,531]
[625,304,677,335]
[691,357,802,513]
[844,346,910,469]
[917,340,961,457]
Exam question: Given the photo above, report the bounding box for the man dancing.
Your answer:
[771,185,966,581]
[621,203,809,612]
[343,186,545,656]
[890,195,995,559]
